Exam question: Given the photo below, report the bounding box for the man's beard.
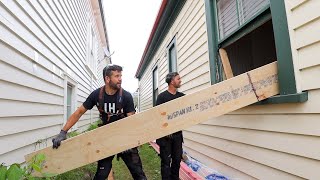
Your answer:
[173,83,181,88]
[109,81,121,90]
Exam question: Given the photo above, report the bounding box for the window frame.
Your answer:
[86,20,98,79]
[204,0,308,104]
[216,0,271,43]
[63,74,78,131]
[152,66,159,106]
[66,84,73,120]
[167,36,178,73]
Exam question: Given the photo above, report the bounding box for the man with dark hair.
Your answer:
[156,72,185,180]
[52,64,147,180]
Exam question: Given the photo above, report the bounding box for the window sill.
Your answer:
[255,91,308,105]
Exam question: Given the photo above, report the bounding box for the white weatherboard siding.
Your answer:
[138,0,320,179]
[285,0,320,91]
[139,0,252,178]
[183,0,320,179]
[0,0,108,165]
[139,0,211,111]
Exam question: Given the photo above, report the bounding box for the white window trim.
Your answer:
[63,73,78,131]
[152,65,159,106]
[167,37,178,73]
[90,75,94,124]
[137,86,140,113]
[86,21,98,80]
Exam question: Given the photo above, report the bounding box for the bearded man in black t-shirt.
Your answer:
[156,72,185,180]
[52,64,146,180]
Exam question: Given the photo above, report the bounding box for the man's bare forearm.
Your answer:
[62,105,87,132]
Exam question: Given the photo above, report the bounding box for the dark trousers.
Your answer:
[156,132,183,180]
[93,147,147,180]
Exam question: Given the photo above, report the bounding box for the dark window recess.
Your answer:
[168,37,178,73]
[223,20,276,76]
[67,84,73,119]
[153,67,159,106]
[169,45,177,72]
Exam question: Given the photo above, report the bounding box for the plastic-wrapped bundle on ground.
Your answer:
[182,151,229,180]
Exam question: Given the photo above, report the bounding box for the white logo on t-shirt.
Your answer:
[104,103,116,114]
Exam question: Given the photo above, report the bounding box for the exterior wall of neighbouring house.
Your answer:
[184,0,320,179]
[0,0,109,165]
[138,0,320,179]
[139,0,211,111]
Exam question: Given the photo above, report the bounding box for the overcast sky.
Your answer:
[103,0,162,93]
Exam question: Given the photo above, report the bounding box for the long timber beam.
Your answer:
[25,62,279,175]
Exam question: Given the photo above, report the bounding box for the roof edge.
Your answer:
[98,0,110,52]
[135,0,168,78]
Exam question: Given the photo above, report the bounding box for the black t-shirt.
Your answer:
[156,90,185,138]
[83,88,135,124]
[156,90,185,106]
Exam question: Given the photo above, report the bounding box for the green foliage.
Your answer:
[67,131,80,138]
[139,145,161,180]
[0,153,50,180]
[55,163,97,180]
[87,123,98,131]
[112,157,132,180]
[6,164,23,180]
[32,154,46,171]
[0,165,7,180]
[86,120,102,132]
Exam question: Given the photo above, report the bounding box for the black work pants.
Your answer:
[93,147,147,180]
[156,132,183,180]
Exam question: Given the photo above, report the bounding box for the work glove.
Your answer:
[52,130,67,149]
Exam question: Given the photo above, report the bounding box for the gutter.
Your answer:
[98,0,110,52]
